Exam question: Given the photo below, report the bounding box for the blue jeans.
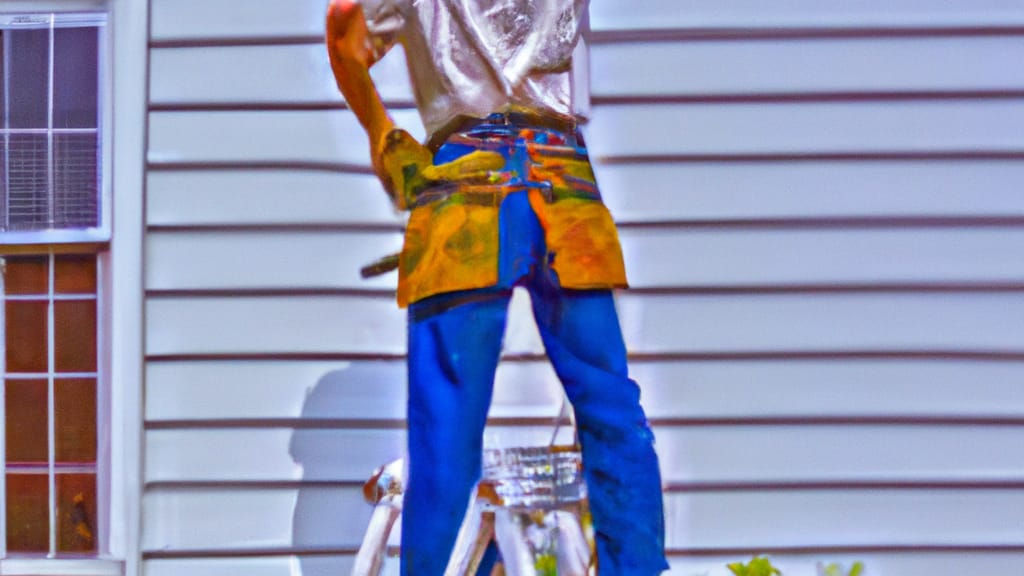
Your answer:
[400,122,668,574]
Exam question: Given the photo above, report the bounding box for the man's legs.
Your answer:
[529,284,669,575]
[402,291,510,575]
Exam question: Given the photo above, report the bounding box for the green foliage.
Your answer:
[819,561,865,576]
[727,556,782,576]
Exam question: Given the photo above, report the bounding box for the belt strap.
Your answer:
[427,110,580,151]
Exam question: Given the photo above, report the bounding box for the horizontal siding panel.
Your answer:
[147,293,1024,356]
[145,288,547,357]
[660,426,1024,484]
[591,37,1024,97]
[622,227,1024,288]
[145,295,407,356]
[148,102,1024,166]
[146,161,1024,228]
[146,170,400,227]
[631,360,1024,418]
[148,103,1024,166]
[143,553,1024,576]
[147,110,423,166]
[148,163,1024,226]
[596,161,1024,221]
[144,287,542,356]
[145,429,405,483]
[146,227,1024,290]
[586,100,1024,158]
[144,360,405,422]
[151,38,1024,105]
[144,426,559,484]
[615,293,1024,354]
[150,0,324,41]
[145,231,404,291]
[149,0,1024,41]
[589,0,1024,31]
[146,166,1024,229]
[149,45,413,105]
[664,489,1024,549]
[145,359,1024,422]
[142,486,368,551]
[145,360,565,422]
[145,425,1024,484]
[142,488,1024,550]
[144,557,360,576]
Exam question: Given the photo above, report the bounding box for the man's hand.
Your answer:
[326,0,374,68]
[377,128,505,210]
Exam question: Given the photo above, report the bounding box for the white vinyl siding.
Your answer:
[142,1,1024,575]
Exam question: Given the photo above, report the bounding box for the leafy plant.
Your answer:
[727,556,782,576]
[818,561,865,576]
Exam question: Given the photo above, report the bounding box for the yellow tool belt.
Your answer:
[395,118,628,308]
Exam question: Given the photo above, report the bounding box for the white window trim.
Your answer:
[0,230,111,248]
[105,0,147,574]
[0,0,147,574]
[0,558,123,576]
[0,11,112,245]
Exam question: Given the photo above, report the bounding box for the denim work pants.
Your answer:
[400,122,669,575]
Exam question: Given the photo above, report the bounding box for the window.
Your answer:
[2,254,99,557]
[0,11,108,564]
[1,13,108,244]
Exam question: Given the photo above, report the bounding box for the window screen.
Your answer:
[1,14,103,235]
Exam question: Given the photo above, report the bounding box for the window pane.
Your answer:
[53,133,99,229]
[6,133,50,231]
[54,27,99,129]
[54,300,96,373]
[56,473,97,554]
[4,255,49,295]
[6,473,50,553]
[7,28,49,129]
[54,254,96,294]
[5,301,48,373]
[5,379,49,464]
[55,378,96,464]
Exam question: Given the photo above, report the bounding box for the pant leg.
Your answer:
[402,291,511,576]
[528,285,669,575]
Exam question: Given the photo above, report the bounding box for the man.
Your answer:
[326,1,669,573]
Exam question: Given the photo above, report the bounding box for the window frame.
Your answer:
[0,11,111,246]
[0,0,142,573]
[0,251,117,574]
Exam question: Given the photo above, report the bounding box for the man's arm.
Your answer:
[326,0,504,211]
[325,0,396,172]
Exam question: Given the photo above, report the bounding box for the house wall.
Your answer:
[140,1,1024,574]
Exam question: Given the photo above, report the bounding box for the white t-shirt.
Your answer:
[358,0,589,138]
